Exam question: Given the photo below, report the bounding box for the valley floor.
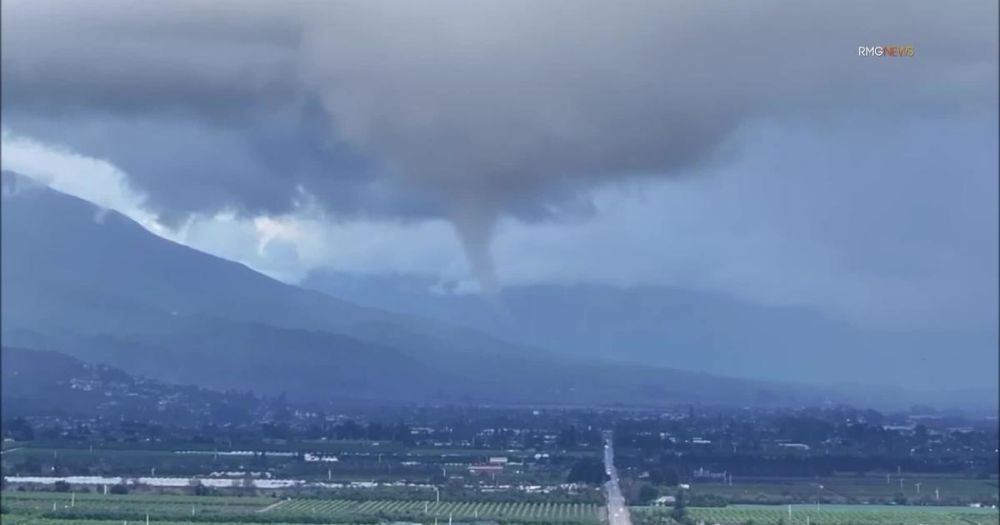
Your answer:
[3,491,1000,525]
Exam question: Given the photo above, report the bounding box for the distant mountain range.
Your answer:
[301,273,999,403]
[1,171,992,410]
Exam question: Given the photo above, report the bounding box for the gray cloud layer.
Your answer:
[3,0,997,286]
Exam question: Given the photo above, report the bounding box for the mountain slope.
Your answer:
[0,172,928,409]
[0,171,536,361]
[0,346,276,424]
[302,272,999,396]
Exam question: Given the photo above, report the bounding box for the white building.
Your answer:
[653,496,676,506]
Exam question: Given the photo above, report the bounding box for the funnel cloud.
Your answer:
[2,0,996,287]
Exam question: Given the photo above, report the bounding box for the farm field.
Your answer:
[0,491,275,520]
[0,491,602,524]
[274,498,602,522]
[686,476,999,506]
[0,519,354,525]
[633,504,1000,525]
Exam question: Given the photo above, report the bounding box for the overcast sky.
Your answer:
[1,0,997,333]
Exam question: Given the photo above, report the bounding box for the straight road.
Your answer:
[603,432,632,525]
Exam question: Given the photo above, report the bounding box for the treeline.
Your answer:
[36,509,368,524]
[637,452,996,478]
[271,419,415,444]
[269,486,602,504]
[566,458,609,485]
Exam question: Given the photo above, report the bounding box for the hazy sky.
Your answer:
[1,1,997,333]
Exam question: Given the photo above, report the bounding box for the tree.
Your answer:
[395,420,415,446]
[566,459,609,485]
[3,417,35,441]
[53,480,71,492]
[240,471,256,496]
[637,484,659,505]
[109,484,128,495]
[189,478,210,496]
[649,467,680,487]
[671,489,687,522]
[557,426,578,449]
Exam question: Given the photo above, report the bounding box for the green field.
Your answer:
[6,491,998,525]
[0,491,601,524]
[274,498,601,522]
[634,504,1000,525]
[2,514,346,525]
[1,491,274,520]
[686,476,999,506]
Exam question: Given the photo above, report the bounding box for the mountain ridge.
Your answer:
[302,271,999,396]
[3,172,987,410]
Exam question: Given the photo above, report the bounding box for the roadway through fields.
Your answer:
[603,432,632,525]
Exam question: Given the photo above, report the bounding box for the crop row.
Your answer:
[1,491,272,518]
[277,499,600,521]
[0,518,372,525]
[633,505,1000,525]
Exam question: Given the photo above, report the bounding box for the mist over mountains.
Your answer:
[1,172,994,411]
[0,172,803,408]
[302,272,999,393]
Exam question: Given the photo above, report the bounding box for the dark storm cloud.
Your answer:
[2,0,996,283]
[0,107,438,224]
[1,2,301,118]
